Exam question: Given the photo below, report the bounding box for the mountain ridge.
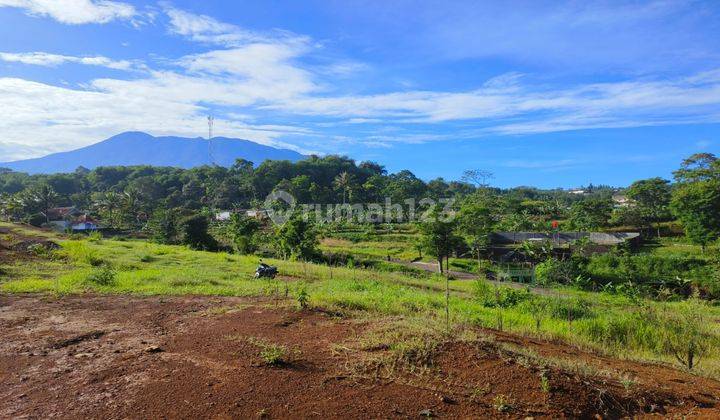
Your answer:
[1,131,306,174]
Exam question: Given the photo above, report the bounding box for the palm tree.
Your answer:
[23,183,58,222]
[0,194,22,221]
[333,171,354,205]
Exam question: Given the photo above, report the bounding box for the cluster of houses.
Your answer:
[44,207,101,232]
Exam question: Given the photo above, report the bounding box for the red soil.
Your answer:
[0,294,718,419]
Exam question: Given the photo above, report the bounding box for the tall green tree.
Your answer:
[274,215,319,261]
[671,153,720,253]
[567,198,613,231]
[228,212,261,254]
[333,171,355,205]
[626,177,671,237]
[671,180,720,252]
[458,191,497,267]
[23,183,59,222]
[417,205,462,274]
[179,214,218,251]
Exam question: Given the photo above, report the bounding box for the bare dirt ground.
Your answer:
[0,224,58,265]
[0,294,718,419]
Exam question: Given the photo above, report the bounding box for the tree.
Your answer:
[567,198,613,231]
[655,300,713,370]
[461,169,494,189]
[228,212,261,254]
[417,205,462,274]
[274,214,319,261]
[673,153,719,183]
[418,205,463,332]
[671,154,720,253]
[671,180,720,252]
[333,171,355,205]
[22,183,58,222]
[626,178,671,237]
[179,214,218,251]
[147,209,179,244]
[458,191,497,268]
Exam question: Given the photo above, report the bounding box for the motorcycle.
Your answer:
[254,262,278,279]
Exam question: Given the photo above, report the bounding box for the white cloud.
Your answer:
[0,77,313,161]
[0,0,136,24]
[3,5,720,159]
[0,51,140,70]
[267,70,720,134]
[163,5,286,47]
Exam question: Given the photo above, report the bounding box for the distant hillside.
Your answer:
[0,131,305,174]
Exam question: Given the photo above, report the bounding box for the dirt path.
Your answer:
[0,294,718,419]
[396,259,559,296]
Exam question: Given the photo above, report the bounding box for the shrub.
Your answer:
[147,209,179,245]
[474,280,532,308]
[297,284,309,309]
[179,214,218,251]
[27,213,47,227]
[85,266,117,287]
[248,338,294,366]
[656,300,715,370]
[61,241,105,266]
[534,257,586,286]
[227,212,261,254]
[524,297,550,331]
[87,231,103,242]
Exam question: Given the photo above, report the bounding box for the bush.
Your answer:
[248,338,295,366]
[297,284,309,309]
[147,209,179,245]
[26,213,47,227]
[179,214,218,251]
[226,212,261,254]
[273,215,319,261]
[474,280,532,308]
[85,266,117,287]
[87,231,103,242]
[655,300,715,370]
[534,258,584,286]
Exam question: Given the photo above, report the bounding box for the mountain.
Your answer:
[0,132,305,174]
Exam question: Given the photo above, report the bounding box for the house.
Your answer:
[490,231,640,247]
[215,211,232,222]
[70,214,101,231]
[215,209,270,222]
[488,231,641,260]
[612,194,632,207]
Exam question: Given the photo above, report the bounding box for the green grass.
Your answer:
[320,237,421,261]
[641,237,719,258]
[2,223,720,379]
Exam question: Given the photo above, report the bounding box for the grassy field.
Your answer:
[2,221,719,379]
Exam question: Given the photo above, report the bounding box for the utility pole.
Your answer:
[207,115,215,165]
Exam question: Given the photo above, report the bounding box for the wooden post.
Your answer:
[445,273,450,333]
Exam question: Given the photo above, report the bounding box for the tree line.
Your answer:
[1,152,718,257]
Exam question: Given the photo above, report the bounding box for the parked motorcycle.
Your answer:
[254,262,278,279]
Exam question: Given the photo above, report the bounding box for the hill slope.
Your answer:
[1,132,305,174]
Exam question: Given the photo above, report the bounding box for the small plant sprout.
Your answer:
[247,337,297,366]
[540,371,551,393]
[297,284,309,310]
[493,394,513,412]
[619,374,636,392]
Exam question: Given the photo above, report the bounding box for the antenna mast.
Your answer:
[207,115,215,165]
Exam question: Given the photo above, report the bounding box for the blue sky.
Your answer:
[1,0,720,188]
